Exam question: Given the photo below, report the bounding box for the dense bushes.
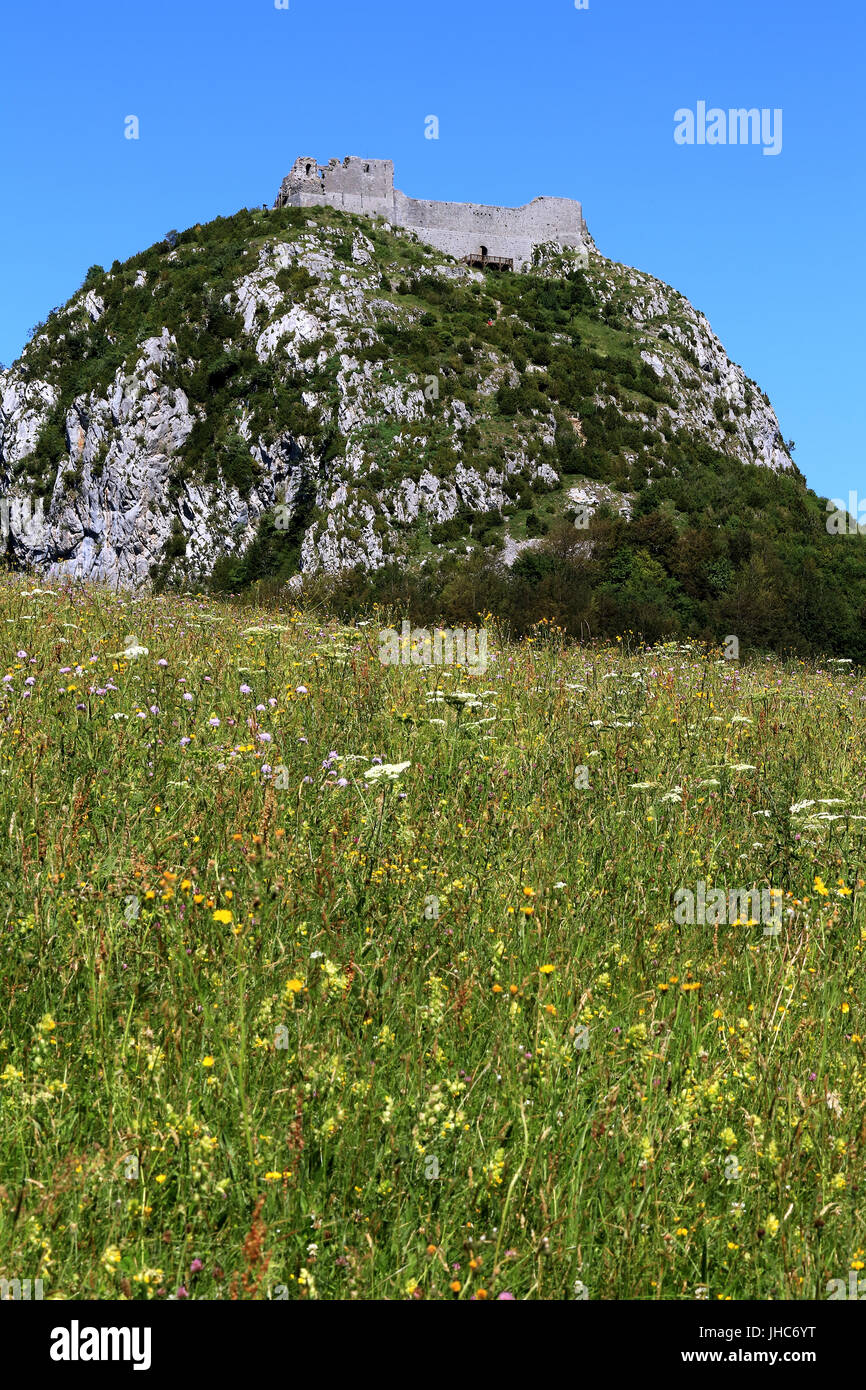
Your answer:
[313,460,866,662]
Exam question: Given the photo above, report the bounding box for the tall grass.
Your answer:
[1,577,864,1300]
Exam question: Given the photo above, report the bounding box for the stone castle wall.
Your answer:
[280,156,396,218]
[274,156,589,269]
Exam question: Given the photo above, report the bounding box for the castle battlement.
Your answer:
[274,156,589,271]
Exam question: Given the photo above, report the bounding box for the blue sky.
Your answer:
[1,0,862,503]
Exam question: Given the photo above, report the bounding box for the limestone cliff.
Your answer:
[0,198,793,588]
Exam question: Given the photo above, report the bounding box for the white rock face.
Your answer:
[0,220,795,588]
[1,377,57,458]
[596,258,792,473]
[82,291,105,323]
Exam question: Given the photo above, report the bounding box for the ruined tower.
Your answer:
[274,156,589,271]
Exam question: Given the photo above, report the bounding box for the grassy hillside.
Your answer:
[2,576,865,1299]
[14,204,676,507]
[5,202,861,657]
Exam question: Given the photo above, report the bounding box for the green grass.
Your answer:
[1,577,865,1301]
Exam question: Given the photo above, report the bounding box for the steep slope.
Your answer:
[0,203,795,589]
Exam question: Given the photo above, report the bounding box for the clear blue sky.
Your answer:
[1,0,862,503]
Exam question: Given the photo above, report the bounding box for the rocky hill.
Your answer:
[0,202,796,590]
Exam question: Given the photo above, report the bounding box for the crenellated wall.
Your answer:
[274,156,589,269]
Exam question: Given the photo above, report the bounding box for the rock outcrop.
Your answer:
[0,199,793,588]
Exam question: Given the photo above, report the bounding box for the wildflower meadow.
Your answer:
[2,574,865,1302]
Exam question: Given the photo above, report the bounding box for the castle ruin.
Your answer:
[274,156,589,271]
